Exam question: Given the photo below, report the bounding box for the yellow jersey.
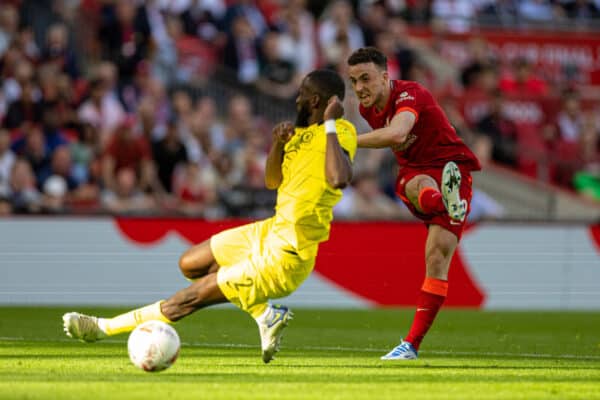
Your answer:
[272,118,357,259]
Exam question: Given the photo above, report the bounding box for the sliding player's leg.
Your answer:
[63,273,228,342]
[178,240,219,280]
[179,220,260,280]
[62,222,259,342]
[214,229,315,363]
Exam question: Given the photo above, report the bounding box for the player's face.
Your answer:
[348,63,388,108]
[295,80,316,127]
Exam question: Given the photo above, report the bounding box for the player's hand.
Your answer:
[324,96,344,121]
[272,121,294,145]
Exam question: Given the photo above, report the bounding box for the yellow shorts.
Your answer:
[211,218,316,314]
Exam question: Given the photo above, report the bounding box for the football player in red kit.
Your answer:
[347,47,481,360]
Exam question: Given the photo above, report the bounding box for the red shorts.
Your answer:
[395,165,473,240]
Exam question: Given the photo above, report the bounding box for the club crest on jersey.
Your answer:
[301,131,314,143]
[391,132,417,152]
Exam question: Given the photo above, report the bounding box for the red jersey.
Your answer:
[360,80,481,171]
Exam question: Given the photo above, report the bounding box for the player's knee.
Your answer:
[425,248,448,276]
[178,252,195,278]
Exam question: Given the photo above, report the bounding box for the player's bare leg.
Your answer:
[63,274,228,342]
[160,273,227,321]
[178,240,220,280]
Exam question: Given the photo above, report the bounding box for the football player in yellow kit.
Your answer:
[62,69,357,363]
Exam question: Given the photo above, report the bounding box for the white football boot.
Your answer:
[256,304,294,363]
[380,339,418,360]
[62,312,106,342]
[441,161,468,222]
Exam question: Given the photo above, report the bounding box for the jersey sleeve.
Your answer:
[393,86,422,123]
[335,119,357,162]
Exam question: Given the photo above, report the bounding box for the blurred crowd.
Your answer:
[0,0,599,219]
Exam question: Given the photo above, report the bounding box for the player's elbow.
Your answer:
[327,171,352,189]
[390,131,409,147]
[264,177,281,190]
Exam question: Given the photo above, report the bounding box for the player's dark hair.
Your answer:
[347,47,387,70]
[306,69,346,101]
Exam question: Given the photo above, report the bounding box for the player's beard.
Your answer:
[295,102,311,127]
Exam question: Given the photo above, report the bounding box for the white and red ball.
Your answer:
[127,320,180,372]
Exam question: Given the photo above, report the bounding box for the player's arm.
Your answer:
[324,96,353,189]
[357,110,416,148]
[265,121,294,190]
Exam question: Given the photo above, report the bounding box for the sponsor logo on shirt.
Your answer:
[396,91,415,102]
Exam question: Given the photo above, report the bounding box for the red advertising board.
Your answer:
[408,27,600,86]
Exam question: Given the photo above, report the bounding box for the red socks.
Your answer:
[418,188,446,215]
[405,277,448,351]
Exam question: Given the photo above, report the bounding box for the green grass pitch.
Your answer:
[1,307,599,399]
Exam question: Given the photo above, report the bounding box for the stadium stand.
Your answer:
[0,0,599,218]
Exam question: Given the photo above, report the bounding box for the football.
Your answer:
[127,320,180,372]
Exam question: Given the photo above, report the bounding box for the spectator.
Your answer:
[193,96,226,154]
[556,90,584,143]
[319,0,365,68]
[431,0,477,33]
[41,104,69,153]
[223,94,258,154]
[0,128,15,197]
[175,161,223,217]
[78,78,126,148]
[12,126,49,186]
[479,0,519,26]
[221,0,268,38]
[101,167,156,214]
[276,0,317,76]
[136,96,163,142]
[101,117,155,193]
[179,0,227,43]
[0,4,18,58]
[3,59,36,106]
[476,90,518,167]
[152,120,188,194]
[40,23,79,79]
[518,0,564,22]
[41,174,68,213]
[256,31,299,100]
[499,58,548,96]
[222,14,261,84]
[38,145,79,193]
[573,112,600,200]
[4,80,43,130]
[395,18,458,92]
[335,172,409,220]
[231,129,267,189]
[7,158,41,213]
[562,0,600,22]
[98,1,151,82]
[70,123,98,185]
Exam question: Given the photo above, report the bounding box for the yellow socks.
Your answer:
[98,301,172,336]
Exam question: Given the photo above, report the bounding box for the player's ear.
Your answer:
[382,70,389,83]
[310,94,320,109]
